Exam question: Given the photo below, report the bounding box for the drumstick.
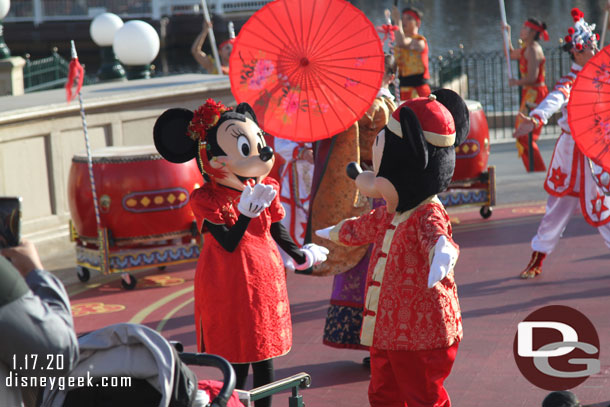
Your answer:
[601,0,610,49]
[498,0,513,80]
[201,0,223,75]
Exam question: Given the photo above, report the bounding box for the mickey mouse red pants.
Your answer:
[368,342,459,407]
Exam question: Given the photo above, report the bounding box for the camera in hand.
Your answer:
[0,197,22,249]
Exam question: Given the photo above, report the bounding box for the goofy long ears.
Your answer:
[389,89,470,170]
[153,102,258,164]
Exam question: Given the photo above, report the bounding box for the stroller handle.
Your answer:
[179,352,236,407]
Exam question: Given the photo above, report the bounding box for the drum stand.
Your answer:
[70,221,201,290]
[438,165,496,219]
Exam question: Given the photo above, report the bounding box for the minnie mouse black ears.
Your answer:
[235,102,258,124]
[431,89,470,147]
[153,108,197,163]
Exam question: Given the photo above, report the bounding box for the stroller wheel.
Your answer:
[121,273,138,290]
[77,267,90,283]
[480,206,492,219]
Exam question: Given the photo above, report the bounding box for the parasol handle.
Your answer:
[201,0,223,75]
[601,1,609,49]
[498,0,513,80]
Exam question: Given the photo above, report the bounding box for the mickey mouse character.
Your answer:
[153,99,328,407]
[317,89,469,407]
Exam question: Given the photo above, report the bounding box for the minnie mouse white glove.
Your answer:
[294,243,330,271]
[428,236,459,288]
[237,183,276,218]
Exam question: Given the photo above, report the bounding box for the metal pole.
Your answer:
[200,0,223,74]
[33,0,43,26]
[70,41,109,273]
[601,0,610,48]
[498,0,512,80]
[528,132,534,172]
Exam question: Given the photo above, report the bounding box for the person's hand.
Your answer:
[509,78,519,87]
[502,23,511,35]
[295,243,330,271]
[301,149,314,164]
[513,113,536,138]
[203,20,212,32]
[391,6,400,25]
[0,239,44,277]
[237,183,277,218]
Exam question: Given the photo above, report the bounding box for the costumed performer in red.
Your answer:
[153,99,329,407]
[514,8,610,279]
[391,5,430,101]
[504,17,550,172]
[317,89,468,407]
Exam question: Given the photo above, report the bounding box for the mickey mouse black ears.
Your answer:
[431,89,470,147]
[153,108,196,163]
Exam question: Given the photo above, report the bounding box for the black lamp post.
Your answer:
[90,12,126,81]
[0,0,12,60]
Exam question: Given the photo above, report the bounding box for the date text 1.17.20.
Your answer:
[12,354,64,371]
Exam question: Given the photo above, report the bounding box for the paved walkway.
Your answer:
[53,201,610,407]
[35,138,610,406]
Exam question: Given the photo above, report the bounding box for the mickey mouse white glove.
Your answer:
[428,235,459,288]
[237,183,276,218]
[294,243,330,271]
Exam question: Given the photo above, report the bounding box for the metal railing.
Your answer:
[429,45,572,141]
[23,48,97,93]
[4,0,272,22]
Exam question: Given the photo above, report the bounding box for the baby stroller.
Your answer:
[40,323,311,407]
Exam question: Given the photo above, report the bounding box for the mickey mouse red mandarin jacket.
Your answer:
[329,197,463,351]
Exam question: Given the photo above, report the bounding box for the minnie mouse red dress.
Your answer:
[190,177,292,363]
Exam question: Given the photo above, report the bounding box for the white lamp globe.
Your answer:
[113,20,160,66]
[90,13,123,47]
[0,0,10,20]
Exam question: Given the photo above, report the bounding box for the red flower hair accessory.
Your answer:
[187,98,232,141]
[187,99,232,183]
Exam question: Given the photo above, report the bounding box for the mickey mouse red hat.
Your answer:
[387,94,456,147]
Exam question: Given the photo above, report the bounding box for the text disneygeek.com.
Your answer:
[5,371,132,391]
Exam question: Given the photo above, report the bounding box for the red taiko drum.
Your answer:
[452,100,490,181]
[68,146,202,245]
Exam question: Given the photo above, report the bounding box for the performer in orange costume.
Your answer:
[505,18,549,172]
[392,6,430,101]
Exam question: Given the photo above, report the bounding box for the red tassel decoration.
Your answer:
[65,57,84,102]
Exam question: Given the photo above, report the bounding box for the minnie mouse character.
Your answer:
[153,99,328,407]
[317,89,468,407]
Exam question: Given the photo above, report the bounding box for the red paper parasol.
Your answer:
[568,46,610,172]
[229,0,384,142]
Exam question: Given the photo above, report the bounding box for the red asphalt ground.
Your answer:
[66,202,610,407]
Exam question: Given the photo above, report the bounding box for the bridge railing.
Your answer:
[3,0,273,23]
[23,48,97,93]
[429,45,571,141]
